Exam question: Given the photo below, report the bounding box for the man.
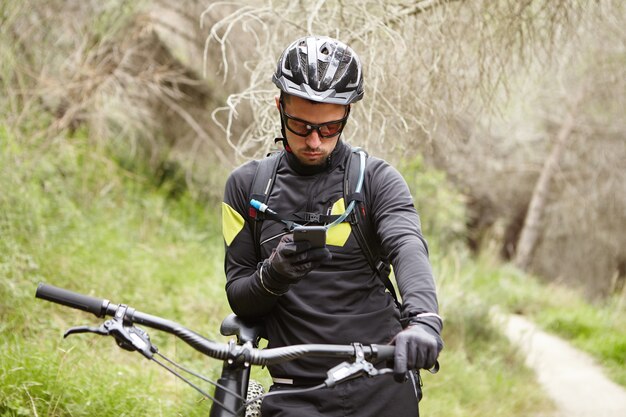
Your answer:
[222,35,443,416]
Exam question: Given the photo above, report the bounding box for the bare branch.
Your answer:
[347,0,463,44]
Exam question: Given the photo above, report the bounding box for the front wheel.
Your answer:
[245,379,265,417]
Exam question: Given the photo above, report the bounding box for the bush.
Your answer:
[399,155,467,253]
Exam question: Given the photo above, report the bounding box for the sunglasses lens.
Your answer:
[319,121,344,137]
[285,118,310,136]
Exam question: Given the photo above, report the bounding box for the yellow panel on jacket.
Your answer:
[327,198,351,247]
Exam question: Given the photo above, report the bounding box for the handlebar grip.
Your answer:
[373,344,395,362]
[36,283,109,317]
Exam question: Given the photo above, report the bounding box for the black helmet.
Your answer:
[272,36,364,105]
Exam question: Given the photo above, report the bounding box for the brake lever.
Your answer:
[62,304,157,360]
[64,325,109,337]
[324,343,393,388]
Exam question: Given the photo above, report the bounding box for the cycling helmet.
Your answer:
[272,36,364,105]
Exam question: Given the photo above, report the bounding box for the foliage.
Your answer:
[0,121,558,415]
[2,1,625,415]
[399,155,467,252]
[429,1,626,298]
[0,126,229,416]
[0,0,231,203]
[4,0,625,298]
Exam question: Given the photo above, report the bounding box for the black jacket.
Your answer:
[222,141,442,380]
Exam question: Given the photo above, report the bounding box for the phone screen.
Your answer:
[293,226,327,248]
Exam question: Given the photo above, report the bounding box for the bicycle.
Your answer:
[35,283,398,417]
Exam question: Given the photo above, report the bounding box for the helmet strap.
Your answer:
[276,95,291,152]
[274,136,291,152]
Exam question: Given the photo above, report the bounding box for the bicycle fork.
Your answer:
[209,363,250,417]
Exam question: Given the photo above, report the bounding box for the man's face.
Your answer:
[277,95,348,166]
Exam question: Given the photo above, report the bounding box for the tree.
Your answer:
[514,93,580,270]
[203,0,625,297]
[203,0,587,161]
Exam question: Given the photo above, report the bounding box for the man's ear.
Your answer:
[275,96,280,110]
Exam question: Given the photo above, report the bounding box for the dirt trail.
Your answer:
[498,313,626,417]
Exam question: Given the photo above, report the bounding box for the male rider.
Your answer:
[222,35,443,416]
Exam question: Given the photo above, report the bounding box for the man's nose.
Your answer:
[305,129,322,148]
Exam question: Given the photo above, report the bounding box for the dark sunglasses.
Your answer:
[279,102,350,139]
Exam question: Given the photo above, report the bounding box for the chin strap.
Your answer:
[274,137,292,153]
[276,106,289,151]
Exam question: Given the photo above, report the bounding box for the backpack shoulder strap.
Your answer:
[345,148,400,306]
[250,151,283,205]
[248,148,401,306]
[249,151,284,262]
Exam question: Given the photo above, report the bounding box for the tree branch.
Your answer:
[348,0,463,44]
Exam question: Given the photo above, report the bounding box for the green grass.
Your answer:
[0,129,231,416]
[443,250,626,389]
[535,295,626,387]
[1,338,166,417]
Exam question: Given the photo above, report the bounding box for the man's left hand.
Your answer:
[391,325,442,382]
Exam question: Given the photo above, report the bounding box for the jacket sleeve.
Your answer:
[222,162,281,319]
[367,159,443,338]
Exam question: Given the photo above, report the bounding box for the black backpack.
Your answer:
[247,147,400,305]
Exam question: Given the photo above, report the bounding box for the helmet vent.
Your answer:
[299,55,307,73]
[318,61,329,79]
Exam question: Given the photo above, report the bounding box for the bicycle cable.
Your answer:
[155,351,243,399]
[236,383,327,416]
[151,354,240,416]
[237,366,394,415]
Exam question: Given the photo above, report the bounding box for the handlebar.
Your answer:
[36,283,111,317]
[35,283,395,365]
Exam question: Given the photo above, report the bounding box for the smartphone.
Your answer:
[293,226,327,248]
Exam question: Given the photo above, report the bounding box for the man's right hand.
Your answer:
[261,234,331,293]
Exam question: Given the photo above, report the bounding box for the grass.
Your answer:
[417,248,558,416]
[445,249,626,389]
[0,129,231,416]
[535,294,626,387]
[1,338,166,416]
[2,124,622,416]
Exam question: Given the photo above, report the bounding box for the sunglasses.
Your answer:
[279,102,350,139]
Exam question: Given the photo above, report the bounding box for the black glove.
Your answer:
[261,234,331,294]
[392,324,442,382]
